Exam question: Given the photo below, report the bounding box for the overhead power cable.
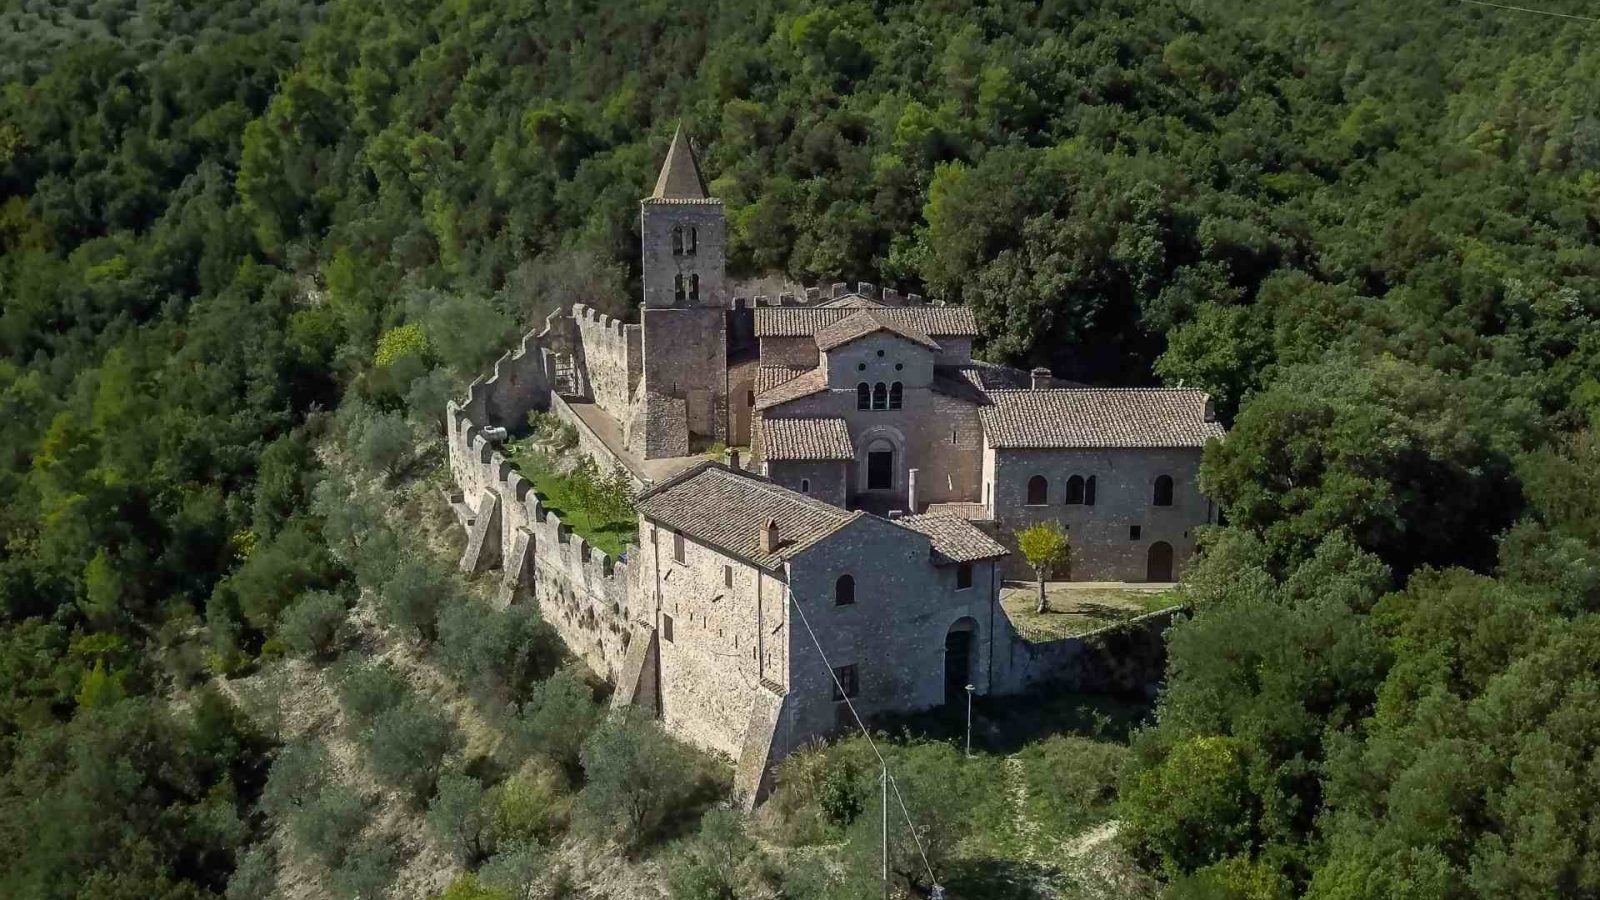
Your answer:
[1451,0,1600,22]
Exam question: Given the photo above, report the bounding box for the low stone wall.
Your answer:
[992,606,1182,697]
[547,392,646,492]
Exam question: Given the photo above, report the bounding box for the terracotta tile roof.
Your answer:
[898,514,1009,564]
[922,502,992,522]
[635,463,860,569]
[753,367,826,410]
[979,389,1224,449]
[930,368,992,407]
[756,305,978,339]
[815,311,941,352]
[762,417,854,461]
[755,365,809,395]
[945,362,1034,391]
[819,294,887,309]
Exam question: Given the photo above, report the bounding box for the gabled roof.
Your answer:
[756,305,978,339]
[979,389,1224,450]
[818,294,888,309]
[815,311,941,352]
[944,361,1034,391]
[762,417,854,461]
[635,462,860,570]
[649,124,708,201]
[753,367,826,410]
[755,365,809,395]
[898,515,1010,565]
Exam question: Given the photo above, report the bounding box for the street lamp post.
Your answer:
[964,684,975,757]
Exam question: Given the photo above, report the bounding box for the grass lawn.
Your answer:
[1001,584,1178,642]
[505,439,637,558]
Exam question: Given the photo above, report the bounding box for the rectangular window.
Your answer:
[723,565,733,588]
[662,614,674,643]
[1130,525,1142,541]
[673,532,685,563]
[747,389,755,406]
[831,664,858,701]
[956,562,973,590]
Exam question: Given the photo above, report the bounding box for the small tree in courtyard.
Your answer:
[1018,521,1070,613]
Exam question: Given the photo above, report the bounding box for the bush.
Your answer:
[436,599,559,708]
[278,590,349,659]
[333,658,409,730]
[380,556,452,642]
[290,784,370,868]
[261,738,330,819]
[1122,735,1254,876]
[1015,735,1127,835]
[508,667,603,774]
[490,758,572,846]
[225,845,276,900]
[429,772,495,865]
[438,873,514,900]
[665,809,761,900]
[364,698,456,801]
[575,710,709,852]
[327,835,395,898]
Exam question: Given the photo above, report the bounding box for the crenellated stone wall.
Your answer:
[571,303,641,414]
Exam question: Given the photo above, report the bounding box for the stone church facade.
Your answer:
[444,128,1223,804]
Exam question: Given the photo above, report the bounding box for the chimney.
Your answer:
[724,447,741,469]
[907,467,920,515]
[1030,367,1053,390]
[760,518,780,554]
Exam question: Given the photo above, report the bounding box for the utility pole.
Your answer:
[965,683,975,757]
[881,765,889,899]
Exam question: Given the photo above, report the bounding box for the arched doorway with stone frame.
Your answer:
[852,425,906,510]
[944,616,980,706]
[1147,541,1174,582]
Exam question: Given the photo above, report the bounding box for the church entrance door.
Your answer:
[867,449,893,491]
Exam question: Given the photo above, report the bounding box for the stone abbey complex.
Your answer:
[446,128,1224,803]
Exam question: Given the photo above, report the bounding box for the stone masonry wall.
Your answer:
[447,315,640,682]
[991,606,1180,696]
[984,445,1210,582]
[571,303,640,415]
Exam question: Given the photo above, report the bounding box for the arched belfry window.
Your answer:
[686,226,698,255]
[857,383,871,410]
[689,273,700,301]
[1066,475,1085,505]
[1027,475,1048,505]
[835,574,855,606]
[1086,475,1097,506]
[888,382,903,410]
[673,273,686,301]
[1153,474,1174,507]
[872,383,888,411]
[670,226,684,256]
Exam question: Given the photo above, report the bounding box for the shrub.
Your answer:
[1122,734,1254,875]
[261,738,330,819]
[327,835,395,898]
[507,667,603,774]
[354,409,415,478]
[664,809,760,900]
[290,784,370,868]
[575,710,708,852]
[225,845,276,900]
[380,556,452,642]
[429,772,495,865]
[365,698,456,801]
[438,873,514,900]
[490,758,572,846]
[436,599,560,708]
[333,658,409,730]
[1015,735,1127,835]
[277,590,349,660]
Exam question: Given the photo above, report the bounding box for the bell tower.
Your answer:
[633,125,729,458]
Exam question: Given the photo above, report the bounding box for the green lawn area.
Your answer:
[1001,584,1178,642]
[506,440,637,558]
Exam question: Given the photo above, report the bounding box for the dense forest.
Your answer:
[2,0,1599,897]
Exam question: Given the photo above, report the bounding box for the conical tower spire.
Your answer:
[650,124,708,200]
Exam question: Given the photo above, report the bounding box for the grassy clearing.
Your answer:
[504,437,637,558]
[1001,585,1177,641]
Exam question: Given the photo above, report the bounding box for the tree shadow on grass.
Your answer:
[941,856,1067,899]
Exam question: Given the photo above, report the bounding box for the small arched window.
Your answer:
[670,226,684,256]
[872,382,888,410]
[1085,475,1097,506]
[1027,475,1048,506]
[835,574,855,606]
[1153,474,1174,507]
[686,226,698,255]
[673,273,686,301]
[689,273,700,301]
[857,383,871,410]
[800,478,810,494]
[1065,475,1085,505]
[888,382,903,410]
